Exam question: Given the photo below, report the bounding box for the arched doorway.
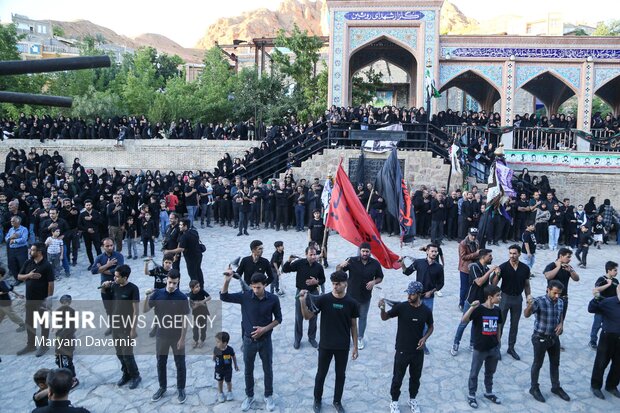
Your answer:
[594,75,620,117]
[519,72,576,116]
[348,37,417,107]
[439,70,501,114]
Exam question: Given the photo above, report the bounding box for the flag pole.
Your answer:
[366,185,374,212]
[446,162,453,193]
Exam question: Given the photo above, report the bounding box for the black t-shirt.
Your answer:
[21,258,54,300]
[497,261,530,296]
[522,230,537,254]
[386,302,433,353]
[185,184,198,206]
[308,218,325,243]
[189,288,210,315]
[313,293,360,350]
[593,222,605,235]
[111,282,140,320]
[595,276,619,298]
[342,257,384,303]
[179,229,202,259]
[237,256,274,286]
[149,266,168,289]
[470,305,503,351]
[466,262,489,304]
[270,250,284,270]
[543,262,572,295]
[214,345,235,372]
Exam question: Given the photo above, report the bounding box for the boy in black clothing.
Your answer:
[32,368,50,408]
[522,222,537,273]
[463,284,503,408]
[55,294,79,389]
[141,211,157,258]
[308,209,329,268]
[144,253,175,337]
[592,215,606,249]
[576,225,593,268]
[125,216,138,259]
[213,331,239,403]
[270,241,285,296]
[189,279,211,348]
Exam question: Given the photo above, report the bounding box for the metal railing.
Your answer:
[512,127,577,151]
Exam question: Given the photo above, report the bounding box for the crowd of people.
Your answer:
[2,141,620,413]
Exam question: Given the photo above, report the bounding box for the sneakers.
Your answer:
[35,346,49,357]
[217,392,226,403]
[151,387,166,402]
[178,389,186,404]
[450,343,459,356]
[589,341,597,349]
[469,344,474,352]
[309,338,319,348]
[241,397,254,411]
[390,401,400,413]
[551,387,570,401]
[117,375,131,387]
[358,338,365,350]
[333,401,345,413]
[276,289,285,296]
[592,387,605,400]
[408,398,421,413]
[507,348,521,360]
[313,398,322,413]
[226,391,234,401]
[529,386,545,403]
[265,396,276,411]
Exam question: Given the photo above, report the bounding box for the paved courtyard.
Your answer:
[1,224,620,412]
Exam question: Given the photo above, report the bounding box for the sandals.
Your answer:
[484,394,502,404]
[468,396,478,408]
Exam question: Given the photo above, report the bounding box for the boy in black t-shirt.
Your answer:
[144,253,174,337]
[379,281,433,413]
[213,331,239,403]
[463,284,503,408]
[575,225,592,268]
[592,215,606,249]
[308,209,329,268]
[32,368,50,408]
[55,294,80,389]
[270,241,285,296]
[589,261,619,348]
[521,222,537,273]
[189,279,211,348]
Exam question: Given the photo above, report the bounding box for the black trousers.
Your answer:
[591,331,620,390]
[64,230,80,263]
[275,205,288,230]
[156,334,186,390]
[314,348,349,403]
[192,312,207,342]
[114,329,139,379]
[390,351,424,401]
[83,232,101,265]
[530,333,561,389]
[185,255,204,288]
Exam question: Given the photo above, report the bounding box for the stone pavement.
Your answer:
[1,225,620,413]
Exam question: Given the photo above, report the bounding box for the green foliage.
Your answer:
[559,96,612,120]
[52,26,65,37]
[271,24,324,121]
[71,86,125,120]
[592,20,620,36]
[351,67,384,107]
[572,29,589,36]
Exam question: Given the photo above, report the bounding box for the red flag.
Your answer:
[326,162,401,269]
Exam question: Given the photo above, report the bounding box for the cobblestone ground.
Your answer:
[1,225,620,412]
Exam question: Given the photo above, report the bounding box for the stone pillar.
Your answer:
[501,59,516,149]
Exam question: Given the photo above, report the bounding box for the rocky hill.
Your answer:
[440,1,479,34]
[49,19,204,63]
[195,0,324,48]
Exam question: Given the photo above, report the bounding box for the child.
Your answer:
[575,225,593,268]
[159,200,170,238]
[521,221,537,273]
[0,266,25,331]
[144,253,174,337]
[270,241,285,296]
[213,331,239,403]
[45,228,64,281]
[592,215,606,249]
[141,211,156,258]
[32,368,50,408]
[189,280,211,348]
[308,209,329,268]
[55,294,79,389]
[125,216,138,259]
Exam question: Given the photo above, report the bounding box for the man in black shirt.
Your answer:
[379,281,433,413]
[16,242,54,357]
[544,247,580,323]
[31,368,91,413]
[106,194,126,252]
[337,242,383,350]
[165,218,204,288]
[497,245,531,360]
[77,199,102,270]
[589,261,619,349]
[101,264,141,389]
[59,198,80,267]
[282,246,325,349]
[228,240,274,291]
[462,285,503,408]
[300,271,359,413]
[430,193,447,245]
[162,212,181,271]
[184,177,199,229]
[40,208,70,277]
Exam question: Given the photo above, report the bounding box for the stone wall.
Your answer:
[1,139,257,173]
[535,172,620,208]
[285,149,454,190]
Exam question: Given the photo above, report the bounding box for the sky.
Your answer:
[0,0,611,48]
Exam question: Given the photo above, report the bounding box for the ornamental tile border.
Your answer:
[439,64,503,89]
[348,27,418,53]
[594,67,620,90]
[515,65,581,90]
[440,47,620,60]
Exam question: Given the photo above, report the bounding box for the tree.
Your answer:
[120,47,160,115]
[351,67,384,107]
[271,25,324,120]
[52,25,65,37]
[592,20,620,36]
[195,47,236,122]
